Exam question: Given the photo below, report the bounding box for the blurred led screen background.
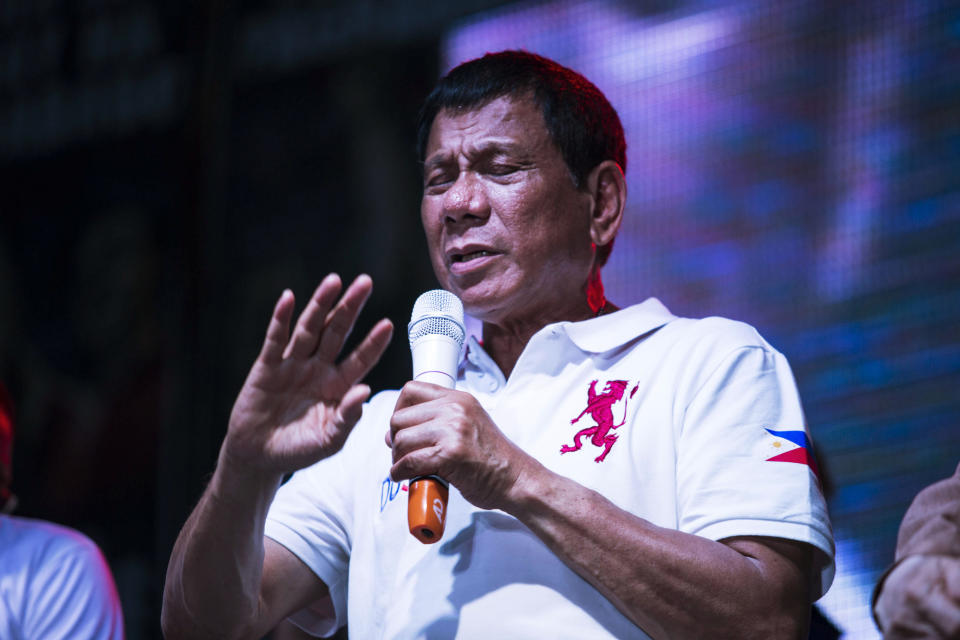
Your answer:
[444,1,958,638]
[0,0,957,638]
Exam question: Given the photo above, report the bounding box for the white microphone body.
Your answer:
[406,289,465,544]
[411,335,460,389]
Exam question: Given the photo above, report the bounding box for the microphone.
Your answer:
[406,289,465,544]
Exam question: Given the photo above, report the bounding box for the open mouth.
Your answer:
[452,250,494,263]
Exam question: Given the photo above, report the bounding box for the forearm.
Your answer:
[503,462,810,640]
[162,454,282,640]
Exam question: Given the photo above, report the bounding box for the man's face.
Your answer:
[421,95,595,325]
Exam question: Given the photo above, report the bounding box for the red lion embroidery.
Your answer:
[560,379,638,462]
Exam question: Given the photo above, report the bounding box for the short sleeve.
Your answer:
[676,337,835,598]
[265,445,354,637]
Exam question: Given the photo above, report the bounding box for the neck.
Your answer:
[480,269,611,378]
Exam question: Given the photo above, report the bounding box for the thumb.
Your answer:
[336,384,371,431]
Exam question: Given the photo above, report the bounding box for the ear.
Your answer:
[584,160,626,250]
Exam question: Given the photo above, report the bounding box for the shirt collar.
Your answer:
[559,297,676,353]
[462,297,676,371]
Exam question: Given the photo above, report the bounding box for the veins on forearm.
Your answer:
[503,467,800,640]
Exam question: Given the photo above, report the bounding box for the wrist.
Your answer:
[500,455,556,518]
[212,445,283,508]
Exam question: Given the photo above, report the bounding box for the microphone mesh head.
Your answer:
[408,289,465,348]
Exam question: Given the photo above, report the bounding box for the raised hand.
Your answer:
[223,274,393,477]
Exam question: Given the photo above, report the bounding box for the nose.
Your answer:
[442,171,489,224]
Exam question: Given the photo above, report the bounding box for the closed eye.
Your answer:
[484,161,531,183]
[488,163,517,175]
[424,171,456,191]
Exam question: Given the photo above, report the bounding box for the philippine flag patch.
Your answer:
[764,428,820,480]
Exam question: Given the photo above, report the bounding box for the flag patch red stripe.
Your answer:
[766,446,820,479]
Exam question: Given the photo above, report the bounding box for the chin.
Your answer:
[458,291,519,325]
[439,271,523,319]
[457,292,495,317]
[447,285,494,313]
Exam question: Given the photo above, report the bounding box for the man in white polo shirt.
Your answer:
[163,51,833,639]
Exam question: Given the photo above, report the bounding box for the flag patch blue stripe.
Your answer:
[764,428,809,449]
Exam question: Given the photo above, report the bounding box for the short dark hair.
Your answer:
[417,50,626,266]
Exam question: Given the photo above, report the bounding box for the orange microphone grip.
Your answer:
[408,476,449,544]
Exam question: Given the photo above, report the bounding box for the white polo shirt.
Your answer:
[265,298,834,639]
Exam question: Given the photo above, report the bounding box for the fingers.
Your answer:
[259,290,296,364]
[390,427,445,482]
[389,387,472,461]
[337,318,394,386]
[388,387,449,477]
[390,447,442,482]
[388,384,469,455]
[393,380,453,412]
[389,383,450,442]
[920,558,960,638]
[284,274,343,359]
[315,274,375,363]
[278,273,383,365]
[390,417,446,462]
[925,584,960,638]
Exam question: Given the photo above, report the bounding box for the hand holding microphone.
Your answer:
[406,289,465,544]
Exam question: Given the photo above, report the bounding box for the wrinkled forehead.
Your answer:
[425,93,551,157]
[434,89,541,128]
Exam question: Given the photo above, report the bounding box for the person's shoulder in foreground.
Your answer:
[0,513,125,640]
[0,380,125,640]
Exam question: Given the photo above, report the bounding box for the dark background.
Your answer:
[1,1,957,638]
